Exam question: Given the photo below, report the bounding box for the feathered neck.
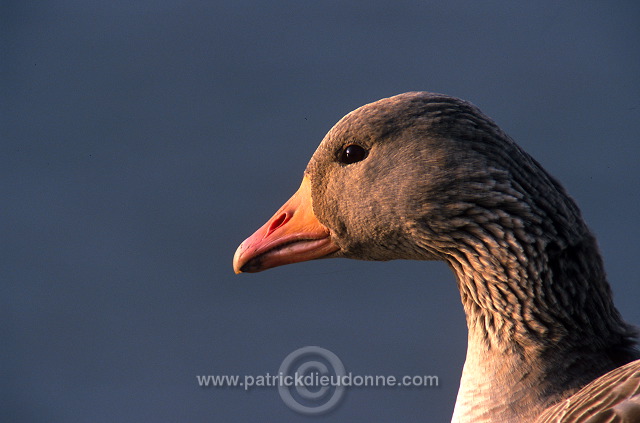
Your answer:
[441,216,637,422]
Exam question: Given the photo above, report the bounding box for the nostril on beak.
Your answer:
[265,212,291,238]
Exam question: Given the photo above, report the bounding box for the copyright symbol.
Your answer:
[278,346,346,415]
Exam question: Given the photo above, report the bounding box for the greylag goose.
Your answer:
[232,92,640,422]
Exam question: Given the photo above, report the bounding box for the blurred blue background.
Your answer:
[3,1,640,422]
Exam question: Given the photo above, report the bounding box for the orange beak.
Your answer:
[233,176,339,273]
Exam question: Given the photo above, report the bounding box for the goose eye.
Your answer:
[340,144,367,164]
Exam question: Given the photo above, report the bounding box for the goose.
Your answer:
[232,92,640,422]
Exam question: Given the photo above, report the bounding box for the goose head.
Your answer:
[233,91,583,274]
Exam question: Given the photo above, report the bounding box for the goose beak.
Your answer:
[233,176,339,273]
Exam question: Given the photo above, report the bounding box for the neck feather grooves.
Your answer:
[442,209,638,422]
[450,229,634,347]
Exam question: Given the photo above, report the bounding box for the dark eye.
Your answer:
[339,144,367,164]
